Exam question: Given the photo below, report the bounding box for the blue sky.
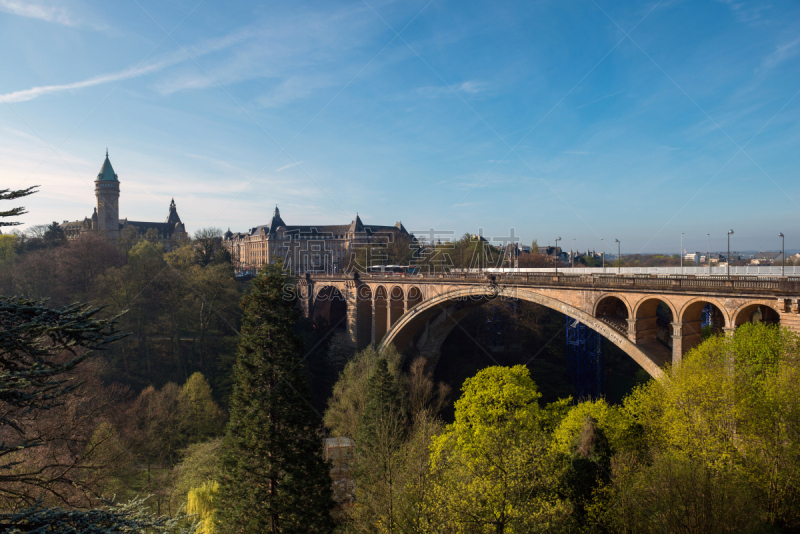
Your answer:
[1,0,798,253]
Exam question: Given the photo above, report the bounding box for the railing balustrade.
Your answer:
[303,270,800,294]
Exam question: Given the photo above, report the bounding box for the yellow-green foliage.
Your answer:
[172,438,222,510]
[187,480,219,534]
[0,234,16,262]
[180,372,224,441]
[551,399,634,455]
[426,366,569,533]
[612,323,800,529]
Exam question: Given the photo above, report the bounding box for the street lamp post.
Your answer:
[602,238,605,272]
[707,233,711,276]
[571,238,575,269]
[681,232,684,275]
[779,232,785,276]
[555,237,561,276]
[615,239,620,274]
[727,229,734,279]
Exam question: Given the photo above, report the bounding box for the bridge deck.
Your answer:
[305,271,800,296]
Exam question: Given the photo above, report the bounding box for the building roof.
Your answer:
[96,150,119,182]
[267,206,286,233]
[227,209,410,241]
[348,214,364,234]
[121,200,185,237]
[166,198,182,225]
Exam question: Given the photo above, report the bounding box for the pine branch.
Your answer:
[0,187,38,227]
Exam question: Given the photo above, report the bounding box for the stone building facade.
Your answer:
[223,207,410,274]
[60,151,188,248]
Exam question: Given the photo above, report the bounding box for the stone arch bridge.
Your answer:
[297,272,800,378]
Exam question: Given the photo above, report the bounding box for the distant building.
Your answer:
[684,252,702,265]
[538,246,569,262]
[751,251,784,265]
[503,243,530,265]
[223,207,411,274]
[60,151,188,249]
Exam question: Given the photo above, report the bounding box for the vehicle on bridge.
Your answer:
[366,265,418,275]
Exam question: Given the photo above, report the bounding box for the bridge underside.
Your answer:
[298,274,800,380]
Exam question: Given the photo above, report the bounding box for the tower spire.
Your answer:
[106,147,108,158]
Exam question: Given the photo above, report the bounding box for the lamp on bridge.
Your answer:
[555,237,562,276]
[727,229,734,279]
[571,238,575,269]
[614,239,620,274]
[779,232,785,276]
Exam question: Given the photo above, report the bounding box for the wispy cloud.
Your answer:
[0,30,248,103]
[0,55,181,103]
[716,0,772,26]
[154,7,377,103]
[276,161,304,172]
[0,0,75,26]
[415,80,486,98]
[763,36,800,69]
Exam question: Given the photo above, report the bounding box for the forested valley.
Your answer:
[2,190,800,533]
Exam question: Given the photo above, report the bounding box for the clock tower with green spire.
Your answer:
[95,149,120,238]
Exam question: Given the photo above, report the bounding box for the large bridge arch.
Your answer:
[378,286,664,379]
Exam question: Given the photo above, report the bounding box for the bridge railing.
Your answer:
[307,271,800,294]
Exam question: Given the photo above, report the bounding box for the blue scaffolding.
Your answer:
[565,315,604,399]
[701,303,712,328]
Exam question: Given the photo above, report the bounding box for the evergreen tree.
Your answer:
[354,357,408,532]
[359,357,406,448]
[43,220,67,246]
[217,263,335,534]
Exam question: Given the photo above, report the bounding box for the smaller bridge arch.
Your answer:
[594,294,632,334]
[677,297,731,328]
[731,300,781,327]
[389,286,405,328]
[407,286,424,310]
[632,297,678,322]
[676,298,729,358]
[313,285,347,329]
[373,285,389,344]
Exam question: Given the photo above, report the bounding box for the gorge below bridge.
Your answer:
[297,272,800,378]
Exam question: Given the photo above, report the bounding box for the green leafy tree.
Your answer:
[180,372,225,442]
[324,345,404,440]
[425,366,569,533]
[603,323,800,532]
[217,263,335,533]
[173,438,223,511]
